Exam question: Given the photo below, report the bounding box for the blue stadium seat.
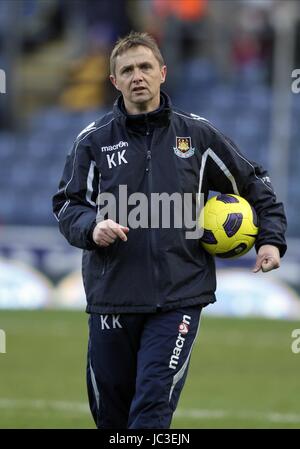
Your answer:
[210,85,236,112]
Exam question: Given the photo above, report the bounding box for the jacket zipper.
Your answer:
[146,124,161,310]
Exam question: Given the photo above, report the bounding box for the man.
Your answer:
[52,31,287,429]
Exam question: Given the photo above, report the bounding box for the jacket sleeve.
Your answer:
[203,123,287,257]
[52,135,99,250]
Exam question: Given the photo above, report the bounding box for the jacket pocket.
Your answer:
[101,241,119,276]
[101,248,109,275]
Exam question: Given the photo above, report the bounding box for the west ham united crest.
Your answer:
[173,137,195,158]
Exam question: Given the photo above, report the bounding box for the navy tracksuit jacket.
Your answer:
[52,92,287,428]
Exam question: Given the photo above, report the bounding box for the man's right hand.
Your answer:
[92,219,129,247]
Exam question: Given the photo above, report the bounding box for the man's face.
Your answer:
[110,45,167,114]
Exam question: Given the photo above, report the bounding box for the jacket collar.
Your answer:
[113,91,172,134]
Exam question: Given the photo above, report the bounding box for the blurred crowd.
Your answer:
[1,0,298,116]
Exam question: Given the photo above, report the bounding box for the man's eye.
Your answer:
[123,68,132,74]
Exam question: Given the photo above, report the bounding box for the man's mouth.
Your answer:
[132,86,146,93]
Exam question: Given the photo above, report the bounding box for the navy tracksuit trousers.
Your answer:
[86,305,203,429]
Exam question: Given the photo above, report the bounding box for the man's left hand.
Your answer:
[253,244,280,273]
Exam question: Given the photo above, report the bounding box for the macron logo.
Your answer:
[102,141,129,168]
[101,141,128,152]
[169,315,191,370]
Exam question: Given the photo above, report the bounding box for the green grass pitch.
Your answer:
[0,310,299,428]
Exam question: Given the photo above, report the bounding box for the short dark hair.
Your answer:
[110,31,165,76]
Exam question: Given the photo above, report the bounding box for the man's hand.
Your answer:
[92,219,129,247]
[253,244,280,273]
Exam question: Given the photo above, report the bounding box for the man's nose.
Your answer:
[132,68,143,82]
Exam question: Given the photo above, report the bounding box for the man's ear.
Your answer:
[110,75,119,90]
[160,65,167,84]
